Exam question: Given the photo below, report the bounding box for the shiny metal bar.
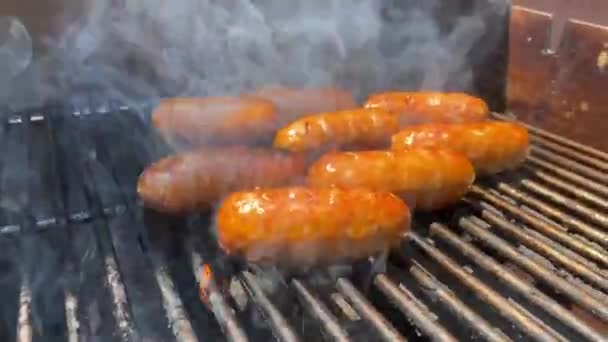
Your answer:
[409,232,566,341]
[493,182,608,246]
[191,251,249,342]
[155,266,199,342]
[292,279,351,342]
[527,156,608,198]
[492,112,608,162]
[104,255,138,342]
[374,274,457,342]
[517,179,608,229]
[530,146,607,184]
[241,272,300,342]
[458,216,608,321]
[530,136,608,172]
[429,223,606,341]
[64,291,79,342]
[407,262,511,342]
[523,164,608,210]
[469,204,608,292]
[16,282,32,342]
[408,232,565,342]
[469,186,608,267]
[336,278,406,342]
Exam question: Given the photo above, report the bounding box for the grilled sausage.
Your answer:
[137,147,306,214]
[391,121,530,175]
[364,91,489,124]
[216,187,411,267]
[308,149,475,211]
[273,108,399,152]
[243,86,357,126]
[152,97,277,148]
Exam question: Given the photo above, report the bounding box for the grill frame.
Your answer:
[0,106,606,342]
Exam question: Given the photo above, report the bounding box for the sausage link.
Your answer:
[364,91,489,124]
[273,108,399,152]
[243,86,357,126]
[391,122,530,175]
[137,147,307,214]
[152,97,277,148]
[308,149,475,211]
[216,187,411,267]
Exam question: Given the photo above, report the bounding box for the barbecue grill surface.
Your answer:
[0,105,606,342]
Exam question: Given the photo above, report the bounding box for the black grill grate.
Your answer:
[0,107,606,341]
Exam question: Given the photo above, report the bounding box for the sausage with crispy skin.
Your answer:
[137,147,307,214]
[243,86,357,126]
[391,121,530,175]
[152,97,277,148]
[308,149,475,210]
[364,91,489,124]
[273,108,399,152]
[216,187,411,267]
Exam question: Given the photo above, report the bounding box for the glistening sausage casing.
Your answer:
[137,147,307,214]
[391,121,530,175]
[273,108,399,152]
[364,91,489,124]
[308,149,475,211]
[216,187,411,267]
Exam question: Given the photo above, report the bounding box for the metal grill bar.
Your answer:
[374,273,457,342]
[103,254,139,341]
[241,271,300,342]
[530,136,608,172]
[493,181,608,246]
[64,291,79,342]
[16,282,31,342]
[492,112,608,162]
[429,222,606,341]
[457,216,608,321]
[292,279,351,342]
[191,251,249,342]
[468,203,608,292]
[522,164,608,209]
[335,278,406,342]
[407,261,511,342]
[154,266,198,342]
[469,186,608,267]
[407,232,566,342]
[527,156,608,198]
[530,146,607,184]
[517,179,608,229]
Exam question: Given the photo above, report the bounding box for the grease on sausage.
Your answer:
[308,149,475,211]
[216,187,411,267]
[137,147,306,214]
[391,121,530,175]
[152,97,277,148]
[273,108,399,152]
[364,91,489,124]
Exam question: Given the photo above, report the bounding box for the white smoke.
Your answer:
[0,0,508,110]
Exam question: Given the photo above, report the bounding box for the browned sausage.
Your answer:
[364,91,489,124]
[308,149,475,211]
[273,108,399,152]
[243,86,357,125]
[216,187,411,267]
[391,121,530,175]
[137,147,307,214]
[152,97,277,148]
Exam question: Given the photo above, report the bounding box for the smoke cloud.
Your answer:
[0,0,509,110]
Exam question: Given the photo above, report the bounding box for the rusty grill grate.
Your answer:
[0,105,606,342]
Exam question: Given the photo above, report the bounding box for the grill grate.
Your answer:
[0,106,606,341]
